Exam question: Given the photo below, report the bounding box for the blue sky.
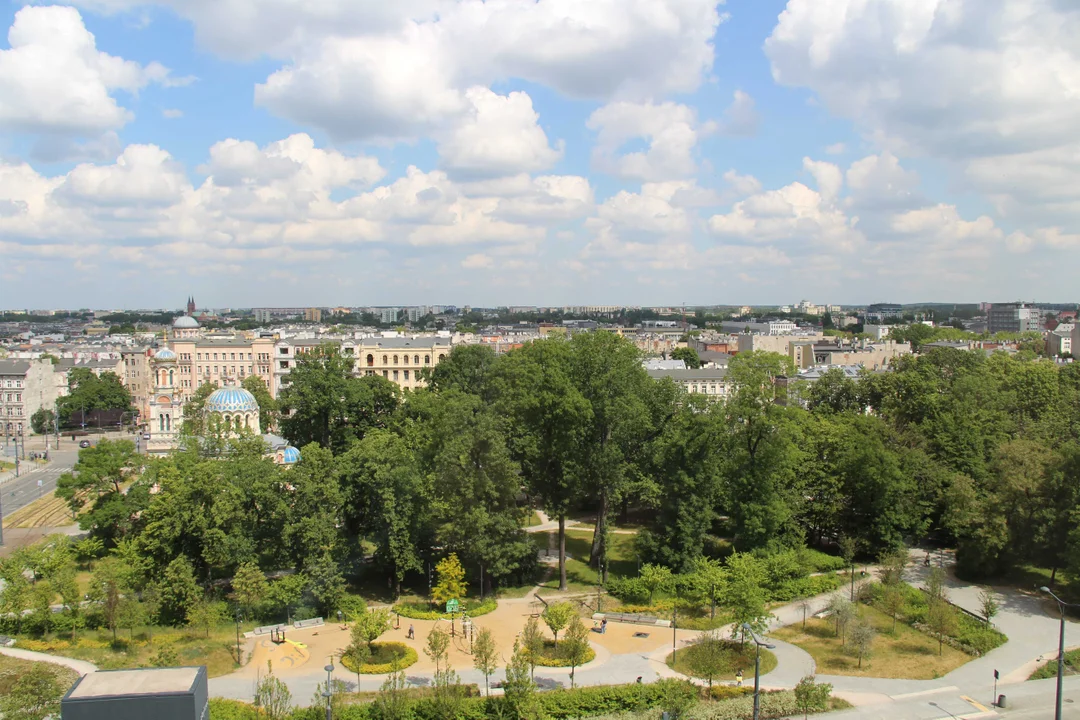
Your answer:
[1,0,1077,310]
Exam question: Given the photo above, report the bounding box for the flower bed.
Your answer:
[339,642,418,674]
[532,638,597,667]
[392,598,497,620]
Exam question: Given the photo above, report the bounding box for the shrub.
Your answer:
[532,639,597,667]
[208,698,260,720]
[340,642,418,674]
[392,598,497,620]
[797,548,848,573]
[704,686,752,701]
[684,689,823,720]
[606,576,651,604]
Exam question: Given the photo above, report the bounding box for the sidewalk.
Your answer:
[0,646,97,675]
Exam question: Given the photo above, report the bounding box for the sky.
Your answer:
[0,0,1078,310]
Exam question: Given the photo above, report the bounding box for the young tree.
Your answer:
[230,561,269,619]
[0,664,64,720]
[541,601,575,649]
[159,556,202,626]
[926,566,948,604]
[640,563,673,605]
[881,584,905,633]
[432,553,467,607]
[141,582,162,643]
[186,599,225,638]
[472,627,499,695]
[839,535,859,601]
[54,565,82,641]
[686,631,727,687]
[0,572,29,634]
[562,615,591,688]
[793,676,833,720]
[31,581,54,637]
[30,408,56,435]
[979,587,1000,626]
[691,557,727,620]
[90,557,129,641]
[521,615,544,679]
[118,597,147,640]
[826,594,854,642]
[374,658,411,720]
[425,626,451,676]
[797,598,814,629]
[74,536,104,570]
[504,640,540,720]
[926,599,957,656]
[254,661,293,720]
[349,608,392,658]
[727,553,769,642]
[848,617,875,668]
[241,375,279,431]
[878,547,908,587]
[305,552,346,616]
[267,573,308,625]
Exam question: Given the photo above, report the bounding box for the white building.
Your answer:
[0,359,64,436]
[1048,330,1073,358]
[646,368,731,399]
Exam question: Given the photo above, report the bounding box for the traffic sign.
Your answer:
[446,599,460,613]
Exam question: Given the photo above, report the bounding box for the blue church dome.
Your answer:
[205,387,259,414]
[281,446,301,464]
[154,347,177,360]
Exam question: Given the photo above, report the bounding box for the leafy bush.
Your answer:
[208,698,260,720]
[392,598,497,620]
[704,686,753,701]
[797,548,848,573]
[684,689,824,720]
[952,613,1006,654]
[533,639,597,667]
[536,680,698,718]
[1030,649,1080,680]
[606,576,651,604]
[340,642,418,674]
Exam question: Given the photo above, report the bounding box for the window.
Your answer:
[404,370,409,380]
[438,354,446,361]
[214,366,219,374]
[382,355,388,364]
[230,353,236,360]
[393,370,399,381]
[414,355,420,365]
[382,370,388,378]
[280,360,289,369]
[424,355,430,365]
[393,355,399,364]
[367,354,374,367]
[213,353,219,361]
[403,355,409,365]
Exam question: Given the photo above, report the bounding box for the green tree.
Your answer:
[267,574,309,625]
[472,627,499,695]
[53,564,82,640]
[432,553,467,607]
[57,368,133,423]
[686,631,727,687]
[425,626,451,676]
[253,661,293,720]
[691,557,727,620]
[230,561,269,619]
[186,599,225,638]
[30,408,55,435]
[424,344,498,398]
[118,597,147,640]
[349,607,392,659]
[240,374,279,431]
[979,587,1000,625]
[503,641,540,720]
[56,439,142,544]
[926,599,957,655]
[793,676,833,720]
[670,346,701,369]
[541,601,575,649]
[0,664,64,720]
[839,535,859,601]
[520,615,544,679]
[848,617,875,667]
[305,552,346,616]
[180,382,217,437]
[493,338,591,591]
[159,556,202,626]
[373,659,412,720]
[805,369,864,414]
[562,615,591,688]
[282,443,344,571]
[881,584,904,633]
[726,553,769,641]
[30,581,54,636]
[640,563,673,605]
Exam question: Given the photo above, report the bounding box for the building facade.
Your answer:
[647,368,731,399]
[987,302,1043,334]
[121,348,153,427]
[356,337,451,391]
[0,359,63,436]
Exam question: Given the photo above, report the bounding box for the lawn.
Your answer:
[666,640,777,684]
[1029,649,1080,680]
[0,653,79,696]
[772,604,972,679]
[532,529,639,592]
[11,623,245,678]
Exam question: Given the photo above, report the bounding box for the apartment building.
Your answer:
[987,302,1043,334]
[356,337,451,391]
[121,348,153,424]
[0,358,62,435]
[647,367,731,399]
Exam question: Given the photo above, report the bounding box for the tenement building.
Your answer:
[0,358,62,436]
[356,337,451,391]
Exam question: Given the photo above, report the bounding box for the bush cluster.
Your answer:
[532,640,597,668]
[682,689,825,720]
[339,642,418,674]
[865,582,1006,655]
[392,598,498,620]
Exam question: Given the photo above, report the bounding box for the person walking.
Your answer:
[407,624,415,640]
[735,669,743,687]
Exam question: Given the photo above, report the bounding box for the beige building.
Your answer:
[165,316,276,402]
[356,337,451,391]
[304,307,323,323]
[647,367,731,399]
[807,340,911,370]
[121,348,153,426]
[0,358,63,436]
[737,332,824,355]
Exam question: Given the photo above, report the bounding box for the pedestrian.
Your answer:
[600,618,607,634]
[636,676,642,684]
[735,669,743,687]
[407,624,415,640]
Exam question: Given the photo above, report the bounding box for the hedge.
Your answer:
[683,689,826,720]
[340,642,418,674]
[392,598,498,620]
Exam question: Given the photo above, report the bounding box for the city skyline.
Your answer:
[1,1,1078,307]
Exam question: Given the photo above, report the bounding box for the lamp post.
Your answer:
[742,623,776,720]
[1040,586,1080,720]
[235,612,243,665]
[323,661,335,720]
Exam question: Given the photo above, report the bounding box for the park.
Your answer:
[4,340,1080,719]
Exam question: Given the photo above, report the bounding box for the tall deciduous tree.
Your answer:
[56,439,144,546]
[472,627,499,695]
[57,368,132,423]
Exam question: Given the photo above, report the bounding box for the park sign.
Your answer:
[446,599,460,613]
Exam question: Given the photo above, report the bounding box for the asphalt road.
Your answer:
[0,446,79,519]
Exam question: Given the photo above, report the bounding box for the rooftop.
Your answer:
[0,359,31,374]
[647,368,729,381]
[361,337,450,349]
[66,667,201,698]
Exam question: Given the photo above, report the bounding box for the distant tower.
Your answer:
[187,296,196,315]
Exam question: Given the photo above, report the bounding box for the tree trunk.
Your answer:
[559,514,567,591]
[1051,566,1058,586]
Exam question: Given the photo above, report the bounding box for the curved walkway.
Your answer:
[0,646,97,675]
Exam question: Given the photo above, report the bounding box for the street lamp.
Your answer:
[742,623,776,720]
[234,612,243,665]
[1041,586,1080,720]
[323,661,335,720]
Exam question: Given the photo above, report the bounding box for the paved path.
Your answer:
[0,646,97,675]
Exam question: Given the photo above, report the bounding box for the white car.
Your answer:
[143,433,151,440]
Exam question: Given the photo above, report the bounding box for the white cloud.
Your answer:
[0,6,177,135]
[56,144,189,209]
[825,142,846,155]
[802,158,843,205]
[587,101,712,181]
[718,90,759,136]
[437,87,563,179]
[845,151,921,210]
[765,0,1080,224]
[462,253,494,269]
[162,108,183,119]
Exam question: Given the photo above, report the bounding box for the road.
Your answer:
[0,447,79,519]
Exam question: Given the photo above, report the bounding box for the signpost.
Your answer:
[445,599,460,613]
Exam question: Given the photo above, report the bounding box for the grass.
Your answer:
[1029,649,1080,680]
[0,653,79,696]
[526,510,543,527]
[772,604,972,679]
[532,529,638,591]
[11,623,245,678]
[666,640,777,683]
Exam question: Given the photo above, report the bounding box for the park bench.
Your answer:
[252,624,287,636]
[293,617,324,630]
[592,612,672,627]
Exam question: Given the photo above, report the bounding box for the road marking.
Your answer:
[961,695,991,713]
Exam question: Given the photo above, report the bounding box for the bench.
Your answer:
[294,617,324,630]
[252,624,287,636]
[592,612,672,627]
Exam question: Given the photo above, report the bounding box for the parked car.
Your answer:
[143,433,151,440]
[78,440,91,448]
